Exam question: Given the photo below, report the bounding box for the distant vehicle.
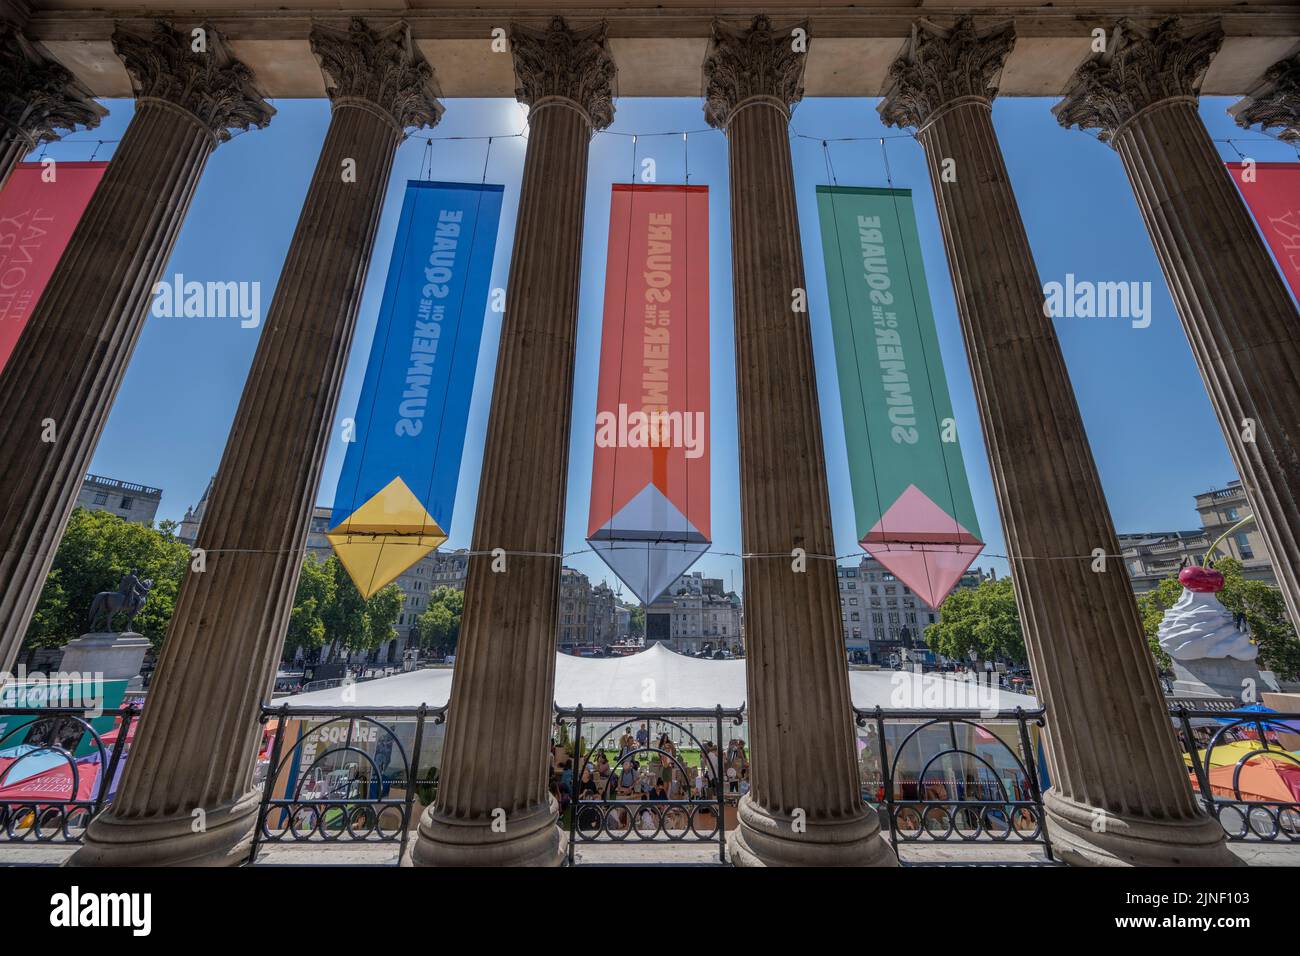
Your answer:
[443,655,456,664]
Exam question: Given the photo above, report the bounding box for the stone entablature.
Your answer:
[11,3,1299,100]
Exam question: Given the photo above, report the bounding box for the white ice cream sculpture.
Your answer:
[1157,564,1256,662]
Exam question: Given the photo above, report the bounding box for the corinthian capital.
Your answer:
[510,17,615,131]
[1054,18,1223,144]
[1230,54,1300,143]
[113,20,274,144]
[310,18,443,134]
[878,17,1015,130]
[702,15,807,129]
[1,22,106,148]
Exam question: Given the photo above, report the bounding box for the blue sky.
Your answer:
[40,93,1297,600]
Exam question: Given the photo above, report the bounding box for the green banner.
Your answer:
[815,185,982,607]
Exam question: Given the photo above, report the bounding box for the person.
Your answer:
[653,780,668,801]
[693,763,707,799]
[636,722,650,750]
[617,761,637,798]
[738,768,751,796]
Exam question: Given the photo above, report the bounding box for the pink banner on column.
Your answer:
[0,161,108,370]
[1225,161,1300,303]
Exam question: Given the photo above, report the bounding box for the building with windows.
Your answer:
[644,570,744,656]
[1121,479,1277,592]
[838,557,995,665]
[77,473,163,526]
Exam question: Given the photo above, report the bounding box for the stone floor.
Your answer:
[1,837,1295,867]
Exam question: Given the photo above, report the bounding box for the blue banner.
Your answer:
[327,181,503,596]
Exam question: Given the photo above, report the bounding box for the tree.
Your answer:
[628,605,645,640]
[1137,557,1300,680]
[285,554,336,658]
[924,577,1026,664]
[318,556,404,657]
[416,585,464,658]
[23,508,191,653]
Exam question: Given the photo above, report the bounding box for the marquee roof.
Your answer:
[277,641,1039,711]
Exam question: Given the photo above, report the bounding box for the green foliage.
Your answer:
[415,585,464,657]
[23,508,191,652]
[629,605,645,639]
[289,554,403,658]
[1204,558,1297,680]
[285,554,336,657]
[924,577,1026,664]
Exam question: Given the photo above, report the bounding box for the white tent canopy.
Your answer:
[277,642,1037,713]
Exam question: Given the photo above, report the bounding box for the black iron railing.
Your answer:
[0,705,138,844]
[855,706,1052,861]
[554,705,746,865]
[1176,707,1300,842]
[250,703,445,865]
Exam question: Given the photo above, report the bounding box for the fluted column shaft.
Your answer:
[883,16,1232,867]
[699,15,893,867]
[1111,101,1300,630]
[0,101,215,665]
[72,18,436,867]
[728,98,891,867]
[412,100,590,868]
[915,97,1230,866]
[0,22,268,671]
[410,16,612,868]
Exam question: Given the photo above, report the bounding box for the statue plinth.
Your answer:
[58,631,150,686]
[1171,658,1279,702]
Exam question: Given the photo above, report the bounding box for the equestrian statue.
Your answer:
[88,568,154,633]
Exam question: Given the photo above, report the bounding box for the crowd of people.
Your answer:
[548,722,750,834]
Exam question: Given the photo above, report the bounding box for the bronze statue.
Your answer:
[88,568,154,632]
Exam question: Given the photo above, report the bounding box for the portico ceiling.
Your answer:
[10,1,1300,100]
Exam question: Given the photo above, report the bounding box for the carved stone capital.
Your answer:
[310,18,443,134]
[878,17,1015,131]
[1230,54,1300,143]
[510,17,615,131]
[1054,17,1223,144]
[113,20,273,144]
[1,23,106,148]
[703,15,807,130]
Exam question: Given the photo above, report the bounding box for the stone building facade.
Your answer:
[76,473,163,527]
[1121,479,1278,592]
[838,557,995,665]
[644,570,744,655]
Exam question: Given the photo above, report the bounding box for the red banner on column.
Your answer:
[1225,161,1300,303]
[587,184,710,605]
[0,161,107,370]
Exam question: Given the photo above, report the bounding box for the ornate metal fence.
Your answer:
[250,703,445,865]
[555,705,745,864]
[0,705,137,845]
[1177,706,1300,842]
[855,706,1053,861]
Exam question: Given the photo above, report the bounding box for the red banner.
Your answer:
[0,162,107,370]
[587,184,710,605]
[1226,161,1300,304]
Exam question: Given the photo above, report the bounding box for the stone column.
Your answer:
[409,17,612,868]
[1231,52,1300,143]
[0,21,270,675]
[1057,18,1300,638]
[881,17,1233,866]
[71,18,440,867]
[0,22,105,190]
[703,16,894,868]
